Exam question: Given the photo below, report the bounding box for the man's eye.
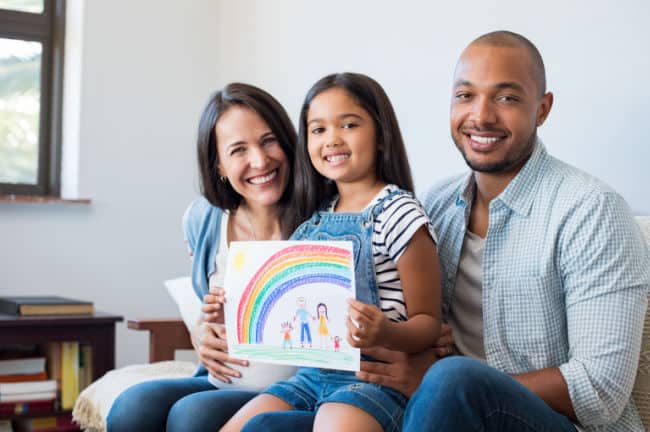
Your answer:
[455,92,471,100]
[498,95,519,103]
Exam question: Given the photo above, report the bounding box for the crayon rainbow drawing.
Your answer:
[224,241,359,371]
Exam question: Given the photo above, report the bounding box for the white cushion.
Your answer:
[72,361,197,432]
[164,276,201,334]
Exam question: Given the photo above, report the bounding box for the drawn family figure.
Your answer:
[316,302,330,349]
[293,297,312,348]
[331,335,341,352]
[280,321,293,349]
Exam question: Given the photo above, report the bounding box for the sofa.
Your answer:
[73,217,650,431]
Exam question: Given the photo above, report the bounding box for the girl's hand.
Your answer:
[202,287,226,324]
[346,299,388,348]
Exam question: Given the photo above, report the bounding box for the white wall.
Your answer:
[214,0,650,214]
[1,0,648,368]
[0,0,219,366]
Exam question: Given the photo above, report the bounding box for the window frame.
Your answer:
[0,0,66,196]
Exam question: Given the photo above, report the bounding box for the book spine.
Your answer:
[0,400,54,415]
[59,342,79,410]
[0,372,47,383]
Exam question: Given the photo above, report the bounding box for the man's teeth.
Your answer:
[249,170,277,184]
[470,135,501,145]
[326,154,349,163]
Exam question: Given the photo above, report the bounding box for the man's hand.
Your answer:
[356,346,438,397]
[433,323,454,357]
[355,324,455,396]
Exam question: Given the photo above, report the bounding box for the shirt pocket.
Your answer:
[495,275,567,367]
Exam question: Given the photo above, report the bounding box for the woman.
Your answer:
[107,83,308,431]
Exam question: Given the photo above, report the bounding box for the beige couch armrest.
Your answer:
[128,318,193,362]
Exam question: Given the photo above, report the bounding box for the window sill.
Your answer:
[0,195,91,204]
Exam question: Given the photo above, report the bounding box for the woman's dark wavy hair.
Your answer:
[197,83,298,236]
[288,72,414,228]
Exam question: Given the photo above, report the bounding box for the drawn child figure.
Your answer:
[280,321,293,349]
[221,73,442,432]
[332,335,341,352]
[316,303,330,349]
[293,297,312,348]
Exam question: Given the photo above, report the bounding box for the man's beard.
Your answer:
[455,132,537,173]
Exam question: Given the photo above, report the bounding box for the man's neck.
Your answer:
[469,167,522,238]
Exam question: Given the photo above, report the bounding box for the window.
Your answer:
[0,0,65,196]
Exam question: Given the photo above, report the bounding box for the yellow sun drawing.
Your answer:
[232,250,247,272]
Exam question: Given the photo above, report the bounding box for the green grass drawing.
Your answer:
[232,345,355,368]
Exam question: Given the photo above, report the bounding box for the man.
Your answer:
[359,30,649,431]
[239,31,649,431]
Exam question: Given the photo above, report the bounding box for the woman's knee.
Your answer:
[107,382,168,432]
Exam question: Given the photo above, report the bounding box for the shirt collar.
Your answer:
[455,139,549,217]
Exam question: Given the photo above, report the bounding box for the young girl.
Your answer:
[221,73,442,432]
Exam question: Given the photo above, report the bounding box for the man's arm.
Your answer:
[556,191,649,426]
[512,368,575,421]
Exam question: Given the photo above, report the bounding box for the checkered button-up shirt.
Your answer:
[422,141,650,431]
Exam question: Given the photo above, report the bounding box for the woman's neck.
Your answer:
[334,178,387,212]
[233,202,283,241]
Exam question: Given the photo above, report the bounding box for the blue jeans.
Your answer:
[106,375,257,432]
[265,367,406,432]
[404,357,578,432]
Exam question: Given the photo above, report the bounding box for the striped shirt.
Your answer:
[329,185,437,322]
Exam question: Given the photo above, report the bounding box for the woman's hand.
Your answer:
[202,287,226,324]
[192,320,249,383]
[346,299,388,348]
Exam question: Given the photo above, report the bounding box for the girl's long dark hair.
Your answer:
[287,72,414,229]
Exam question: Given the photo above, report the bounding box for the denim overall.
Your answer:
[263,189,409,432]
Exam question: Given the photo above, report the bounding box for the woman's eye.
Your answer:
[230,147,245,156]
[262,136,277,146]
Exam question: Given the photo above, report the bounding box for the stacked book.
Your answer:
[0,357,56,407]
[0,297,93,316]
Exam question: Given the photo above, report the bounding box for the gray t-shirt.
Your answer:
[448,230,486,359]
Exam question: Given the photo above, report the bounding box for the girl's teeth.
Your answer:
[249,170,277,184]
[471,135,501,144]
[326,154,349,163]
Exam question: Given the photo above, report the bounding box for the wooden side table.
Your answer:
[0,312,123,425]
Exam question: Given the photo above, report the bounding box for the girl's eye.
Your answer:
[311,127,325,134]
[342,122,358,129]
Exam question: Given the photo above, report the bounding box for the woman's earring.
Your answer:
[220,176,227,183]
